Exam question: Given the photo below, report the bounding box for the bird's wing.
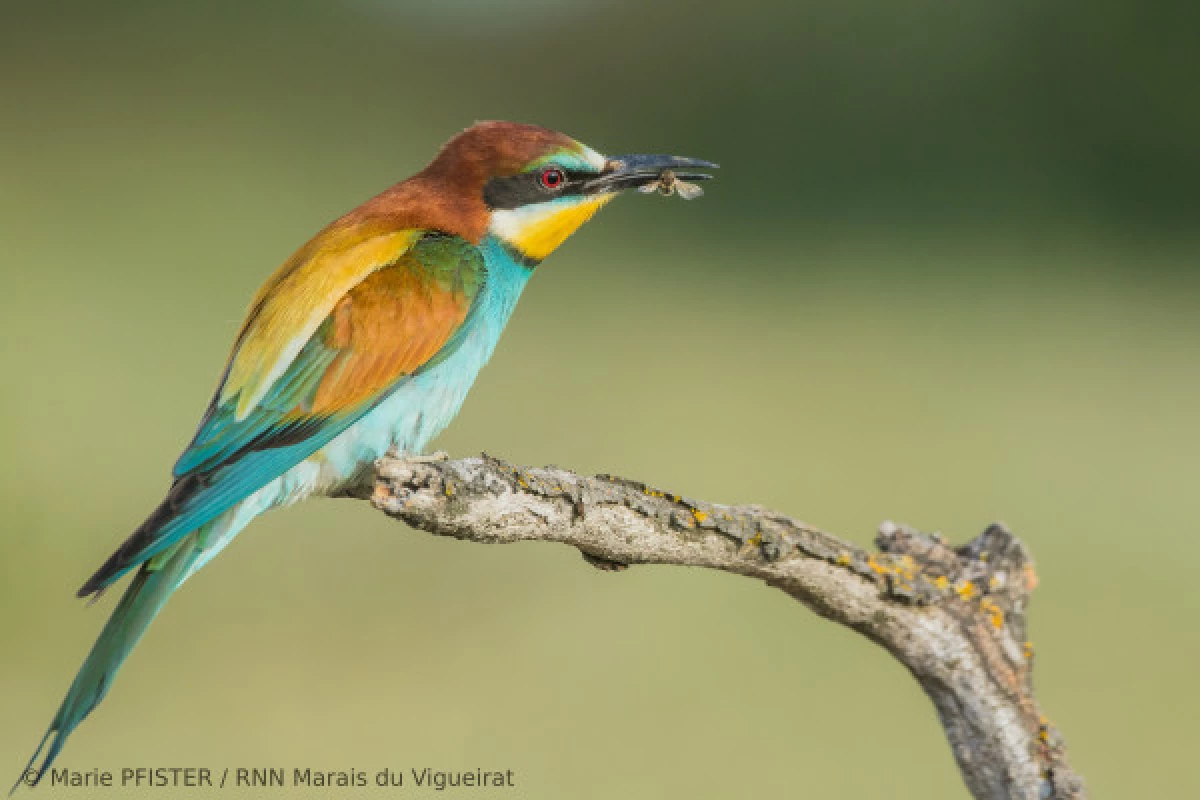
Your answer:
[78,230,487,597]
[222,220,425,421]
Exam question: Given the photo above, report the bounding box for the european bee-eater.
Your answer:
[14,121,715,789]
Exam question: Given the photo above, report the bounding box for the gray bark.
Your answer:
[359,454,1087,800]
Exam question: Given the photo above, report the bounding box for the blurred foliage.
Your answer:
[1,2,1198,798]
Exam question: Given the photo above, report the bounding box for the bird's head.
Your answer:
[414,121,716,265]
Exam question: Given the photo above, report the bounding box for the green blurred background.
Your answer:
[2,1,1197,797]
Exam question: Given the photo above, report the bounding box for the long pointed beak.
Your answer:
[583,154,719,194]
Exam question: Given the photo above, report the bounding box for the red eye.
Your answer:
[539,167,565,190]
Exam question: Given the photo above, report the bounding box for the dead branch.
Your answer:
[360,454,1086,800]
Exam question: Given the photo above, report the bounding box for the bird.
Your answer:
[13,121,716,791]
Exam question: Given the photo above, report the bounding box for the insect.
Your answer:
[639,169,705,200]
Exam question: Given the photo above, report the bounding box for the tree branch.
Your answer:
[361,454,1087,800]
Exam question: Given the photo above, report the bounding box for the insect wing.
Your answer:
[674,179,705,200]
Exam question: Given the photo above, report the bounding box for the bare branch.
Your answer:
[363,454,1087,800]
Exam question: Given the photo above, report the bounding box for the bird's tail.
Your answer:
[12,535,203,794]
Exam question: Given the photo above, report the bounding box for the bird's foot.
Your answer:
[581,552,630,572]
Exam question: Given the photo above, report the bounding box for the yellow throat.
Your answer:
[488,194,614,262]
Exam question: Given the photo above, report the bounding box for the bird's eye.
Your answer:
[539,167,565,191]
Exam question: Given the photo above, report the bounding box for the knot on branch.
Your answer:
[875,521,1035,646]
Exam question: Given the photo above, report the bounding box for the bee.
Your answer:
[638,169,705,200]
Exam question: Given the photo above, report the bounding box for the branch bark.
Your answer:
[361,454,1087,800]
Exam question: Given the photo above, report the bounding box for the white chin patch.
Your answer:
[488,203,556,243]
[487,192,614,262]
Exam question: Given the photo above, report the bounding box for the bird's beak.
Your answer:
[583,154,719,195]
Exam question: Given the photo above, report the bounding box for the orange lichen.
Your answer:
[933,575,949,590]
[979,598,1004,629]
[1023,563,1039,591]
[836,552,852,567]
[692,510,709,523]
[955,580,977,600]
[866,555,891,575]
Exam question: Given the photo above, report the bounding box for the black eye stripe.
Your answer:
[483,167,596,210]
